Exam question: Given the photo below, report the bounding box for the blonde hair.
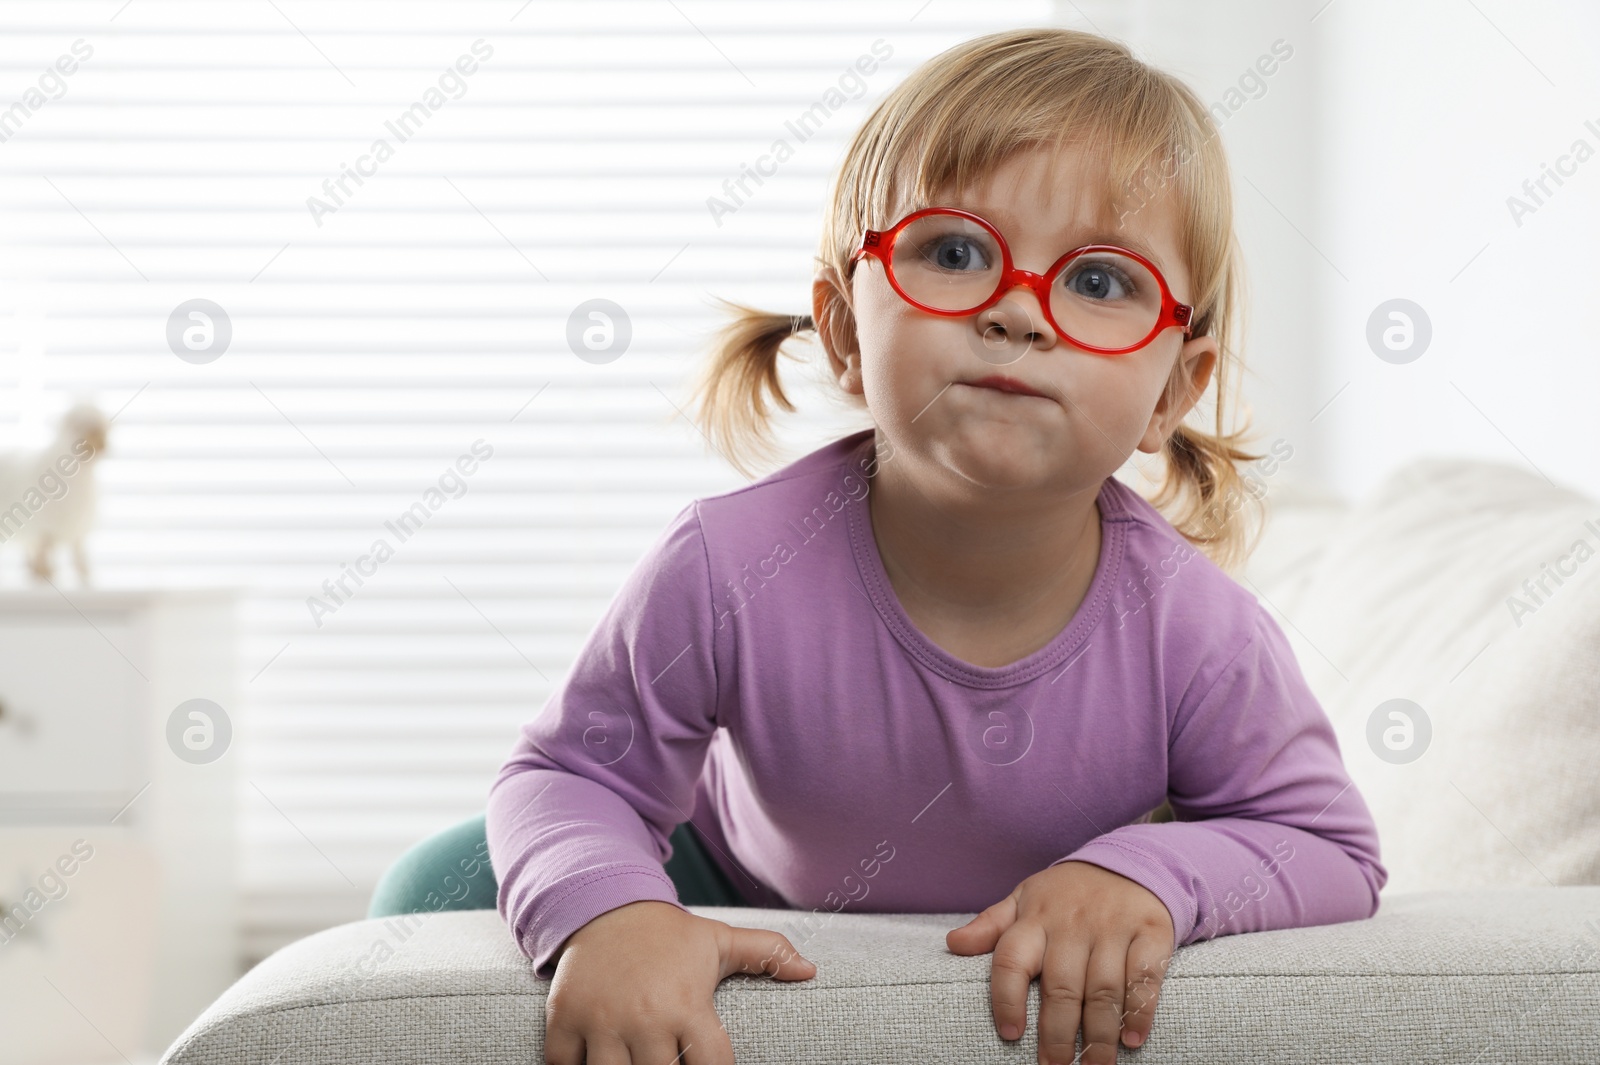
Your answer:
[688,27,1268,574]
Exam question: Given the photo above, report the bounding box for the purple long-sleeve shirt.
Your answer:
[487,428,1386,979]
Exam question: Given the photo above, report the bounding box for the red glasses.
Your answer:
[850,207,1194,355]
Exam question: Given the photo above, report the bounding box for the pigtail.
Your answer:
[685,296,816,480]
[1151,420,1268,577]
[1142,245,1270,577]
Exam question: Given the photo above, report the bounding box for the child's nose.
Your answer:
[975,288,1059,360]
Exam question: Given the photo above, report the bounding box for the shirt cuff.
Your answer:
[524,866,684,979]
[1053,834,1195,953]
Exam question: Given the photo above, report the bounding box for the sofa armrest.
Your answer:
[161,888,1600,1064]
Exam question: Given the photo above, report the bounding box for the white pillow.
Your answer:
[1242,458,1600,896]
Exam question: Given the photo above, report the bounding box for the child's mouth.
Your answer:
[963,375,1049,399]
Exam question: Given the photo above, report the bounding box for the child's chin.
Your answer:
[943,443,1067,491]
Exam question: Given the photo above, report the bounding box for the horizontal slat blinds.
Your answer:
[0,0,1055,965]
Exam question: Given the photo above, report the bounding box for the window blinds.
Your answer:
[0,0,1055,965]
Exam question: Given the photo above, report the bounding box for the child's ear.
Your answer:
[1137,335,1218,454]
[813,265,863,396]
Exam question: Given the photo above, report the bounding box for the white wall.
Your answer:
[1317,0,1600,501]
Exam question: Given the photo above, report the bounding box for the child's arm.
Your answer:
[1054,607,1388,949]
[485,502,725,980]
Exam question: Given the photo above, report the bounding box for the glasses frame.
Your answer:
[849,206,1195,356]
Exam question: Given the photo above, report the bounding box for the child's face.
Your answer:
[823,144,1218,500]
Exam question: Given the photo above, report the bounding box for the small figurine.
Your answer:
[0,400,110,585]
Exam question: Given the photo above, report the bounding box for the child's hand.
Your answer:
[946,861,1174,1065]
[545,900,817,1065]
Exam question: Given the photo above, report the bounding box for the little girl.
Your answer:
[481,26,1386,1065]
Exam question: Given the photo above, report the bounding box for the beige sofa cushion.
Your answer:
[160,895,1600,1064]
[1244,458,1600,895]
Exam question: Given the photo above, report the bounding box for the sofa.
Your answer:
[160,456,1600,1063]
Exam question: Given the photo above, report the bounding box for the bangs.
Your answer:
[891,109,1185,239]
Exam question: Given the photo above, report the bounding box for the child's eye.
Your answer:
[1063,259,1137,301]
[917,235,992,272]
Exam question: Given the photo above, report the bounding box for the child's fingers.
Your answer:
[1119,930,1173,1049]
[1077,936,1133,1065]
[680,1011,738,1065]
[1033,931,1092,1064]
[985,918,1046,1044]
[946,893,1019,955]
[729,925,816,981]
[627,1030,683,1065]
[577,1033,629,1065]
[539,1018,584,1065]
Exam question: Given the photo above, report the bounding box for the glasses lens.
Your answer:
[1050,250,1163,350]
[888,213,1002,313]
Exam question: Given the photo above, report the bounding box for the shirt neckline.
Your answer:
[843,431,1127,689]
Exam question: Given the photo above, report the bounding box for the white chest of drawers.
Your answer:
[0,589,238,1062]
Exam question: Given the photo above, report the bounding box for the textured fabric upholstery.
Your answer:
[161,892,1600,1064]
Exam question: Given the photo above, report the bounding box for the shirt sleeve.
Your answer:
[1053,608,1388,953]
[485,501,721,979]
